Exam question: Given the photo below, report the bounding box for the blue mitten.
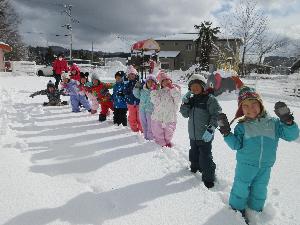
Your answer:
[202,126,215,142]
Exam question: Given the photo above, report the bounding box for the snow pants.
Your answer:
[189,139,216,182]
[70,94,91,112]
[229,163,271,211]
[127,104,143,132]
[86,92,99,111]
[151,120,176,146]
[113,108,127,126]
[99,101,113,116]
[139,111,153,140]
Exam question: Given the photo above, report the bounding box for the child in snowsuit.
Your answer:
[78,74,97,114]
[133,74,158,140]
[112,71,127,126]
[90,73,114,121]
[180,74,222,189]
[30,80,68,106]
[217,86,299,214]
[124,65,143,132]
[150,71,181,147]
[60,72,94,113]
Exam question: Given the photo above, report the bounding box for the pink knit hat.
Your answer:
[156,70,172,84]
[127,65,138,75]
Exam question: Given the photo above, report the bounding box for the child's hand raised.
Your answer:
[274,101,294,125]
[217,113,231,136]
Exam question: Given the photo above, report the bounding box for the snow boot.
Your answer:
[99,114,107,122]
[204,181,214,189]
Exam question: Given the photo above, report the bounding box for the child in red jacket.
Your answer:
[90,73,114,122]
[52,53,68,88]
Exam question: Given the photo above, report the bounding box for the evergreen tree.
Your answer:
[194,21,220,71]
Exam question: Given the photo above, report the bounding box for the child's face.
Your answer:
[190,83,203,95]
[241,99,262,119]
[115,75,122,82]
[146,80,154,89]
[63,77,69,83]
[92,79,99,86]
[161,79,171,88]
[128,73,136,80]
[80,77,86,84]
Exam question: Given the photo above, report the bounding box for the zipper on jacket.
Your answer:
[259,136,264,168]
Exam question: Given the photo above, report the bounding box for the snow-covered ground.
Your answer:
[0,71,299,225]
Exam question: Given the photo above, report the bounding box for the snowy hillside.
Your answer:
[0,71,299,225]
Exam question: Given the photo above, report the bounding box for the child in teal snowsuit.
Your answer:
[218,86,299,213]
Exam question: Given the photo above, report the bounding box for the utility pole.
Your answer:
[91,41,94,63]
[62,4,79,61]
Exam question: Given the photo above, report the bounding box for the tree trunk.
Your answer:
[241,46,246,77]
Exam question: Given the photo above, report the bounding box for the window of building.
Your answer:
[186,44,192,51]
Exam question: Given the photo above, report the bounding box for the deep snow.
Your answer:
[0,71,299,225]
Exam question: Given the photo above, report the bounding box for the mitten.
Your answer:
[182,92,192,104]
[29,94,34,98]
[274,101,294,124]
[202,125,215,142]
[217,113,231,136]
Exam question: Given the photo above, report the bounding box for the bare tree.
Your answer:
[0,0,27,60]
[255,34,288,65]
[221,0,268,76]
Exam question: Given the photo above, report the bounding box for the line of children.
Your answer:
[180,74,222,188]
[217,86,299,220]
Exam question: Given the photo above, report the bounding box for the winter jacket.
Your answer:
[61,80,80,96]
[112,81,127,109]
[90,82,113,103]
[31,89,65,104]
[52,59,68,75]
[224,114,299,168]
[124,79,140,105]
[133,85,154,113]
[180,92,222,140]
[150,86,181,124]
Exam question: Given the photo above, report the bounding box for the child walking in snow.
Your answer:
[217,86,299,217]
[180,74,222,189]
[90,73,114,122]
[112,71,127,126]
[124,65,143,132]
[133,74,158,140]
[29,80,68,106]
[150,71,181,147]
[60,72,95,113]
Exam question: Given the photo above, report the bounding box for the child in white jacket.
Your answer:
[150,71,181,147]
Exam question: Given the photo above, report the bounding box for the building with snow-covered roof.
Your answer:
[155,33,241,70]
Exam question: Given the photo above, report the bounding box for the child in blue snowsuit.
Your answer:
[61,72,93,113]
[112,71,127,126]
[180,74,222,189]
[217,86,299,214]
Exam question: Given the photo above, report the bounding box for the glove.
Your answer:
[182,92,193,104]
[274,101,294,124]
[29,94,34,98]
[202,125,215,142]
[135,81,143,89]
[217,113,231,136]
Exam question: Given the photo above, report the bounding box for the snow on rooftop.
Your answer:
[155,33,240,41]
[158,51,180,58]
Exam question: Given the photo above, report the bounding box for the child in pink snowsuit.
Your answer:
[78,75,98,112]
[150,71,181,147]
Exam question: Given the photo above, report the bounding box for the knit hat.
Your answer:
[61,71,70,79]
[115,71,125,78]
[127,65,138,75]
[146,74,157,83]
[91,72,100,81]
[47,80,55,89]
[187,74,206,90]
[234,86,265,120]
[156,70,172,84]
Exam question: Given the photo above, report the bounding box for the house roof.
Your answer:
[159,51,180,58]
